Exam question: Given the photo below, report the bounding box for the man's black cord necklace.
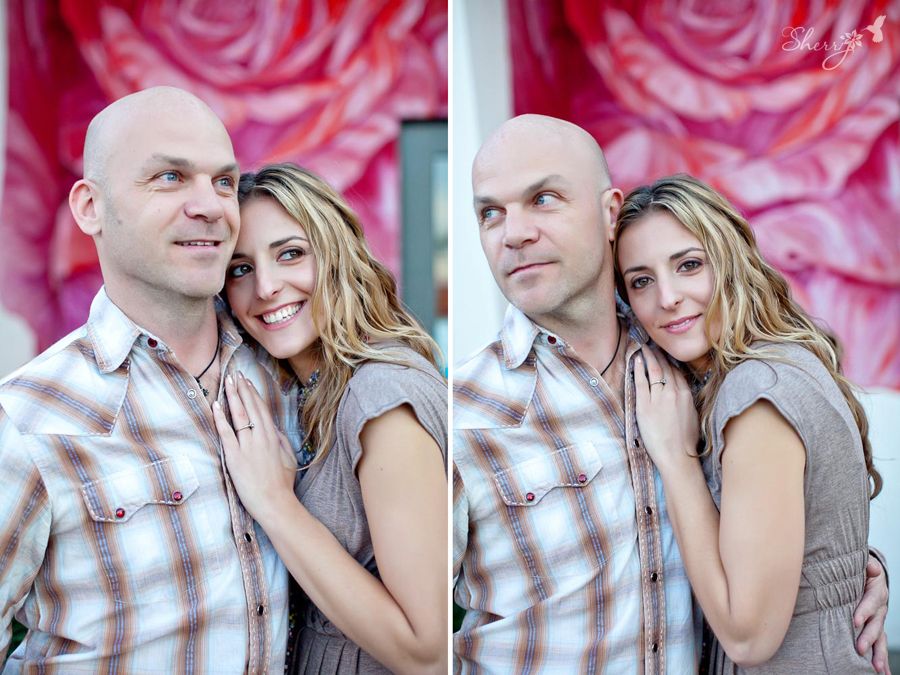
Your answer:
[599,319,622,378]
[194,341,220,397]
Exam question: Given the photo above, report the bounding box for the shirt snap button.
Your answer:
[147,338,158,348]
[577,473,587,484]
[547,335,557,344]
[645,506,653,515]
[651,642,659,653]
[256,604,265,615]
[650,571,659,582]
[589,377,599,387]
[244,532,253,542]
[187,389,197,399]
[525,492,536,502]
[115,508,126,519]
[172,491,183,502]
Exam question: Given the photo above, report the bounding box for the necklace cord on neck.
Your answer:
[194,341,220,395]
[599,319,622,378]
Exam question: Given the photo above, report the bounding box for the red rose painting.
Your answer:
[2,0,447,349]
[508,0,899,389]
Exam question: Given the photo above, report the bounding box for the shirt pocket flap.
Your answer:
[492,441,603,506]
[81,456,200,523]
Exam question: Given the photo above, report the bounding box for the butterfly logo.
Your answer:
[864,15,886,43]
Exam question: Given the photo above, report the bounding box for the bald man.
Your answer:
[0,87,299,672]
[452,115,889,673]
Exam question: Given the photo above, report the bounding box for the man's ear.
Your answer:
[606,187,624,242]
[69,179,103,236]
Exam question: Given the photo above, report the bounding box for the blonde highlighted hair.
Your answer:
[613,174,881,498]
[238,163,442,463]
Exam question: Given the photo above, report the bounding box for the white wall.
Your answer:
[449,0,509,366]
[451,0,900,645]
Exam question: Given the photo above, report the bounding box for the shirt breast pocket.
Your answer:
[80,455,220,604]
[491,441,609,578]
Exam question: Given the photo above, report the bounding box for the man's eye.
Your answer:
[630,276,651,289]
[480,207,502,224]
[535,193,557,206]
[158,171,180,182]
[216,176,236,190]
[228,263,252,279]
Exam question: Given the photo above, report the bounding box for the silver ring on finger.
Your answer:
[650,378,667,387]
[236,421,255,432]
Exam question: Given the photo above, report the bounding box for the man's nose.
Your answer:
[184,177,226,222]
[502,208,539,248]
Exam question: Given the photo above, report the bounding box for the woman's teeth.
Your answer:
[262,303,301,325]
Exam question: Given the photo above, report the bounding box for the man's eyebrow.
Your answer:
[142,154,238,176]
[473,174,568,209]
[522,175,566,198]
[231,235,308,260]
[621,247,705,276]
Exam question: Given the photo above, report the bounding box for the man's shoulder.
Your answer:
[453,337,535,434]
[0,323,124,436]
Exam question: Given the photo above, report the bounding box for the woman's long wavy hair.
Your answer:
[237,163,443,463]
[613,174,881,498]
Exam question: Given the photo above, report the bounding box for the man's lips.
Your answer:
[661,314,700,333]
[508,262,551,276]
[175,239,222,247]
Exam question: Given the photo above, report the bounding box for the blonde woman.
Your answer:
[613,174,883,673]
[211,164,447,674]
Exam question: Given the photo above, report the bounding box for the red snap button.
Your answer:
[147,338,158,348]
[172,491,183,502]
[547,336,557,344]
[577,473,587,483]
[525,492,536,502]
[115,508,126,519]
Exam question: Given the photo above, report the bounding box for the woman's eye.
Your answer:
[630,275,651,290]
[228,263,253,279]
[278,248,304,262]
[679,259,701,272]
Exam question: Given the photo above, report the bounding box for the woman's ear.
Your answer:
[69,179,103,236]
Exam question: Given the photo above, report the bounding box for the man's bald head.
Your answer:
[69,85,240,310]
[470,114,622,332]
[82,86,230,187]
[473,114,611,191]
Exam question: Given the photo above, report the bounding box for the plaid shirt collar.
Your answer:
[498,293,650,371]
[86,287,247,374]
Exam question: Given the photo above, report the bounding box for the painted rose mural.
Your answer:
[2,0,447,349]
[508,0,900,389]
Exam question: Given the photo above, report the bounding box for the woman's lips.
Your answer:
[256,302,303,331]
[662,314,700,334]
